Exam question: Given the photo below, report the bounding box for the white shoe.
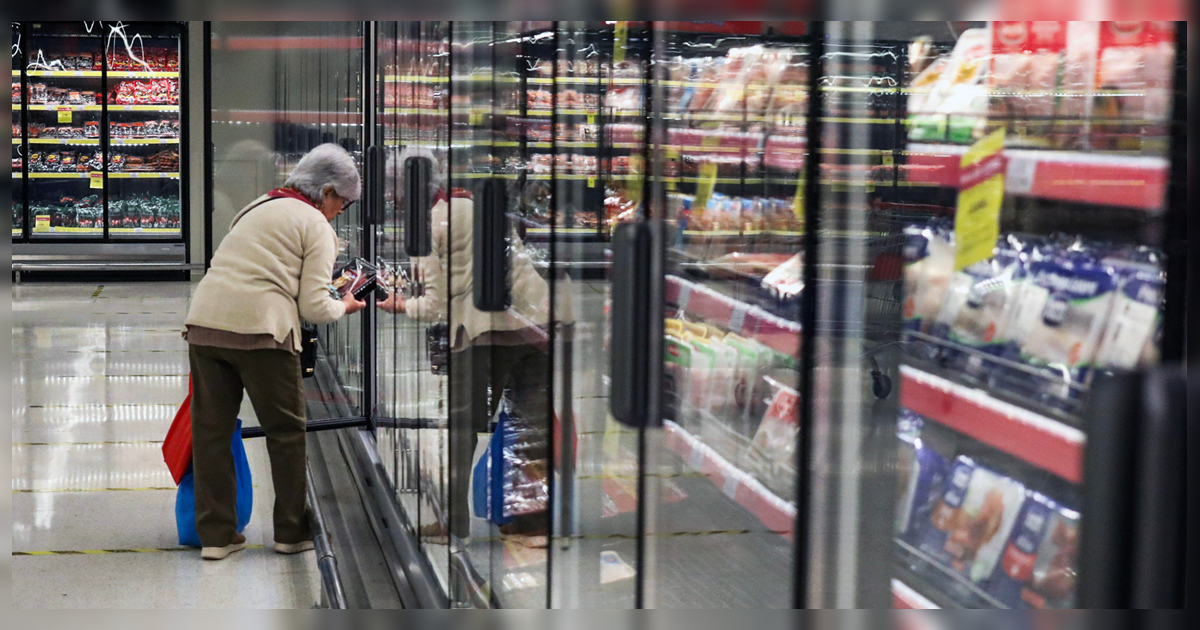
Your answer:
[201,534,247,561]
[274,540,315,555]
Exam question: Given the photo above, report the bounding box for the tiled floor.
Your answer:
[11,282,322,609]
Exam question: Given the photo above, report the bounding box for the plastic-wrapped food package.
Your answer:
[500,417,549,519]
[330,258,379,300]
[984,492,1080,609]
[998,247,1120,410]
[931,235,1042,379]
[1093,254,1164,370]
[988,22,1069,147]
[908,28,990,144]
[922,457,1028,585]
[895,411,949,546]
[1093,21,1176,151]
[746,376,800,496]
[902,221,956,335]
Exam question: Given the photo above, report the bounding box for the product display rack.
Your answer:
[889,21,1183,610]
[233,20,1186,610]
[14,21,187,243]
[12,22,26,240]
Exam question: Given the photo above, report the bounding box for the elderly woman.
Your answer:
[185,144,366,561]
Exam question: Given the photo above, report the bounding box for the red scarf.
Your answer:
[269,188,321,210]
[434,188,473,204]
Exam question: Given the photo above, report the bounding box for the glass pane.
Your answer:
[443,20,557,608]
[374,19,456,602]
[644,20,809,609]
[12,22,24,240]
[209,21,365,419]
[548,20,646,610]
[106,22,183,239]
[790,21,1183,610]
[26,22,104,239]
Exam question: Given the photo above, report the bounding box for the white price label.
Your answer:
[1006,156,1038,195]
[729,304,748,333]
[676,283,691,313]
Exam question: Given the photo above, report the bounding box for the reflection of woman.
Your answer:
[379,154,552,541]
[185,144,366,560]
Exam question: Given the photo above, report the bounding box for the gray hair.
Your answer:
[284,144,361,203]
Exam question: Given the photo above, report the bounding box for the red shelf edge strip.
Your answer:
[899,366,1085,484]
[662,421,796,541]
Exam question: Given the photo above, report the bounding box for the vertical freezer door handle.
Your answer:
[404,156,432,257]
[366,146,386,226]
[474,178,509,312]
[610,222,651,428]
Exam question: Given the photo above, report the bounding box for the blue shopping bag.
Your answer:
[176,419,254,548]
[471,410,514,527]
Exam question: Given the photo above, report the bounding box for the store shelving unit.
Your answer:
[13,21,187,248]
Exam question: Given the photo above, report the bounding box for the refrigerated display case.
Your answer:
[210,20,1185,609]
[13,22,25,240]
[14,21,187,242]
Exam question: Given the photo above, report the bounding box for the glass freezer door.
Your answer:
[639,21,811,609]
[12,21,25,240]
[371,18,458,604]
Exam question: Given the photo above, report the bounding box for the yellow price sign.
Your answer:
[89,172,104,189]
[587,113,597,125]
[954,130,1006,271]
[613,22,629,65]
[792,176,806,220]
[701,133,721,149]
[882,154,895,167]
[587,176,596,188]
[692,162,719,211]
[57,107,72,123]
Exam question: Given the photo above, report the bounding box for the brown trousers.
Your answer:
[189,344,311,547]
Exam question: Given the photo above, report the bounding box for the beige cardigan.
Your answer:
[186,194,347,352]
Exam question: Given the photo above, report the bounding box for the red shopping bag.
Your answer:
[162,378,193,486]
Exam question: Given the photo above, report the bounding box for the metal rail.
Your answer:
[307,465,348,609]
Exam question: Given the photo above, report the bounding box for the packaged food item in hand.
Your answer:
[984,492,1080,609]
[330,257,379,301]
[921,457,1027,585]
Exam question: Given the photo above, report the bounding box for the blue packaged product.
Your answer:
[922,457,1027,584]
[998,248,1121,411]
[895,413,948,546]
[929,237,1027,380]
[1093,259,1164,370]
[985,491,1080,609]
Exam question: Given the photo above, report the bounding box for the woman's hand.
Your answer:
[341,292,367,315]
[378,291,406,314]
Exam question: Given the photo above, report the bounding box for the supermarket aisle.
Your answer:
[11,282,322,609]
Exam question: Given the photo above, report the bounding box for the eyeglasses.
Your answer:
[341,199,357,212]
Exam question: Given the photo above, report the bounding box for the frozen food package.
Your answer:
[984,492,1080,609]
[761,253,804,302]
[330,258,379,300]
[998,248,1119,410]
[1092,257,1164,370]
[895,413,949,546]
[923,457,1027,585]
[902,221,956,335]
[722,333,769,434]
[988,22,1071,146]
[747,375,800,495]
[908,28,990,143]
[930,235,1039,378]
[1093,22,1176,151]
[662,329,693,424]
